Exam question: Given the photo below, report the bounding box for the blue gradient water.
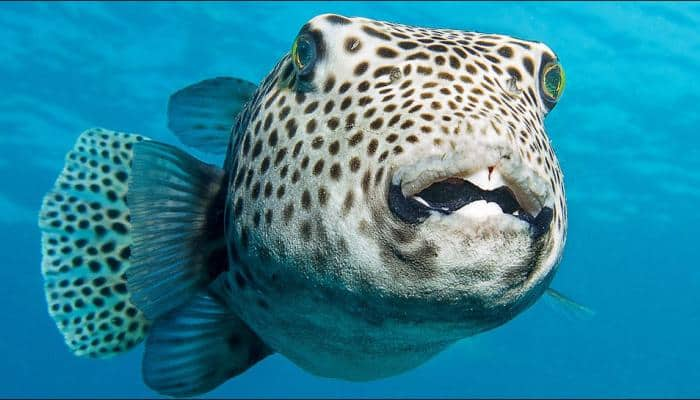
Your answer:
[2,1,699,397]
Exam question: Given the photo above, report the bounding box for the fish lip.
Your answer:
[388,156,554,238]
[391,153,552,217]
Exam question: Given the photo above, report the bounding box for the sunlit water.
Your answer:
[1,1,699,397]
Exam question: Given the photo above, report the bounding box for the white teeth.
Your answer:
[460,168,506,191]
[454,200,504,219]
[412,196,431,208]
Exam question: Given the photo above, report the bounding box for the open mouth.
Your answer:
[389,167,553,239]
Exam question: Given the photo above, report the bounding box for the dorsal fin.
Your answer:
[167,77,257,155]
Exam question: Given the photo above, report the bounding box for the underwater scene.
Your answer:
[1,1,699,398]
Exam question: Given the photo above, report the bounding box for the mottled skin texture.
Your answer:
[219,14,567,379]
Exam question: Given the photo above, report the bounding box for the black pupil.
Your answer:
[545,67,560,97]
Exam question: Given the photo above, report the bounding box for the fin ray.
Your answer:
[127,141,226,320]
[545,288,596,320]
[142,287,271,397]
[167,77,257,154]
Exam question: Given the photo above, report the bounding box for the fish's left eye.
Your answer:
[541,61,565,102]
[291,33,317,76]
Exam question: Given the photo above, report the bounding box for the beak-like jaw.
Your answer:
[388,151,554,240]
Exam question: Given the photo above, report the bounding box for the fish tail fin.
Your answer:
[39,128,269,394]
[39,128,152,358]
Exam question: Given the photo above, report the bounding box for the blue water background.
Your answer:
[1,1,699,397]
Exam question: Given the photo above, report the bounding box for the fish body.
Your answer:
[39,14,567,396]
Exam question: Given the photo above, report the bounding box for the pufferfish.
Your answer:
[38,13,575,397]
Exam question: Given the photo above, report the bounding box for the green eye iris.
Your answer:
[291,34,316,75]
[542,62,565,101]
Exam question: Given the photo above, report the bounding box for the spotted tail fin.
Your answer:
[39,128,151,357]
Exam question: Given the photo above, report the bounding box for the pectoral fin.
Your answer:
[545,288,596,320]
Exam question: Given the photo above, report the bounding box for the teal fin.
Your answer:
[126,140,227,320]
[167,77,257,154]
[545,288,596,320]
[38,128,151,358]
[142,287,271,397]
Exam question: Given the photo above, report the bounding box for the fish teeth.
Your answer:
[454,200,504,219]
[458,168,506,191]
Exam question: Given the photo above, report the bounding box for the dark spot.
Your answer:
[300,221,312,240]
[325,141,339,157]
[301,190,312,210]
[327,117,340,130]
[354,62,369,76]
[338,82,351,94]
[349,157,361,172]
[398,41,418,50]
[377,47,398,58]
[326,14,351,25]
[349,131,364,146]
[306,119,317,134]
[88,261,101,273]
[329,163,342,180]
[313,159,325,175]
[285,119,298,138]
[497,46,513,58]
[323,76,336,93]
[507,67,522,81]
[523,56,535,75]
[323,100,335,114]
[304,101,319,114]
[318,187,329,206]
[367,138,378,156]
[342,191,354,214]
[283,204,294,223]
[362,25,391,41]
[292,141,303,157]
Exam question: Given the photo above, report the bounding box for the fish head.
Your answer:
[225,13,568,361]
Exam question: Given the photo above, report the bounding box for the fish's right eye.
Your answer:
[291,33,317,76]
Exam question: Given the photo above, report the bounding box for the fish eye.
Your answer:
[541,61,565,102]
[291,33,317,76]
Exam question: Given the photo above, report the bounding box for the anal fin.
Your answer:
[127,141,227,320]
[143,287,271,397]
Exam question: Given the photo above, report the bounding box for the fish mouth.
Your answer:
[388,164,554,240]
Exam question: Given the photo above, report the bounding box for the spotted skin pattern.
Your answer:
[39,129,151,357]
[221,14,568,379]
[38,12,569,388]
